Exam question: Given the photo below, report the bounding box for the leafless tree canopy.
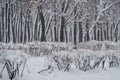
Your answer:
[0,0,120,44]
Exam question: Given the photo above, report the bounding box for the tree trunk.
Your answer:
[79,22,83,42]
[60,17,65,42]
[39,10,46,42]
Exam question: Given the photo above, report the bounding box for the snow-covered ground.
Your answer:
[1,56,120,80]
[22,57,120,80]
[0,41,120,80]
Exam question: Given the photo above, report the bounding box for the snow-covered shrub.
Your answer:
[50,49,120,72]
[27,42,73,56]
[72,49,96,71]
[75,50,120,71]
[78,41,103,50]
[0,59,21,80]
[1,41,120,73]
[0,42,6,50]
[28,42,53,56]
[52,51,74,71]
[0,50,29,80]
[108,52,120,67]
[77,41,120,51]
[105,42,120,50]
[0,42,73,57]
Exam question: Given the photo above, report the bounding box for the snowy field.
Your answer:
[0,56,120,80]
[0,41,120,80]
[0,57,120,80]
[18,57,120,80]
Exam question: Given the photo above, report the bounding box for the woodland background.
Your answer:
[0,0,120,44]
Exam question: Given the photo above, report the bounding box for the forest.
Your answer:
[1,0,120,80]
[0,0,120,44]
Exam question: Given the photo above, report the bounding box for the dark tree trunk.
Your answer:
[0,22,2,42]
[54,26,58,42]
[60,17,65,42]
[101,27,103,41]
[74,23,77,45]
[94,26,96,40]
[39,11,46,42]
[37,5,46,42]
[103,30,107,40]
[79,22,83,42]
[65,26,68,43]
[1,8,4,42]
[5,1,8,43]
[106,21,109,40]
[24,20,27,43]
[86,19,89,42]
[8,8,10,42]
[20,11,23,43]
[114,25,118,42]
[98,30,100,41]
[34,12,38,41]
[60,0,69,42]
[27,14,31,42]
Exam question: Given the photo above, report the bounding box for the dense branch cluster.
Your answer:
[0,0,120,44]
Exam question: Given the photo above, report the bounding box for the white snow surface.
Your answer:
[0,41,120,80]
[0,56,120,80]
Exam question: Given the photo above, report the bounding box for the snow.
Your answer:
[0,41,120,80]
[1,56,120,80]
[52,69,120,80]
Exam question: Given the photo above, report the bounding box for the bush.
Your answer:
[50,50,120,72]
